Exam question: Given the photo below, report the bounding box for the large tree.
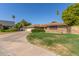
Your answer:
[20,19,31,27]
[15,19,31,29]
[62,4,79,33]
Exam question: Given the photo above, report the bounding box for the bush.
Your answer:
[31,28,45,33]
[0,28,17,32]
[7,28,17,32]
[0,29,6,32]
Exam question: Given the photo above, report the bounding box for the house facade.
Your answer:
[46,23,67,33]
[0,20,15,29]
[26,22,67,33]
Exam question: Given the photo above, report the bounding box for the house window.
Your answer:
[53,26,58,30]
[49,26,58,30]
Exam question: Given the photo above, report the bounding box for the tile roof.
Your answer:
[48,22,66,26]
[27,22,66,28]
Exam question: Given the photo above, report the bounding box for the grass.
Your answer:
[27,32,79,56]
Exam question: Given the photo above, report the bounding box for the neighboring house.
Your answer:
[26,22,67,33]
[0,20,15,29]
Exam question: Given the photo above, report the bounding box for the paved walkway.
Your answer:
[0,31,57,56]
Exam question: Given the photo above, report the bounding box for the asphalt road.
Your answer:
[0,31,57,56]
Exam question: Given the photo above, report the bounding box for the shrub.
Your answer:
[0,29,6,32]
[31,28,45,33]
[7,28,17,32]
[0,28,17,32]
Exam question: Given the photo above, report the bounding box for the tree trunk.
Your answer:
[66,26,71,34]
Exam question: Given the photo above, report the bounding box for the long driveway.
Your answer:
[0,31,57,56]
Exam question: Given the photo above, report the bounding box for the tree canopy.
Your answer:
[62,4,79,26]
[15,19,31,29]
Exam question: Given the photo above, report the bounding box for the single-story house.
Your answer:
[26,22,67,33]
[26,22,79,34]
[0,20,15,29]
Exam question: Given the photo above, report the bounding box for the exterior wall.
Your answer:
[26,26,67,33]
[71,26,79,34]
[45,26,79,34]
[25,28,34,32]
[45,26,67,33]
[26,25,79,34]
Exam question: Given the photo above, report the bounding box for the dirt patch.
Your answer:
[30,40,72,55]
[0,32,9,35]
[47,44,72,56]
[0,32,16,35]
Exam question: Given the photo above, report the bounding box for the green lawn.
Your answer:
[27,32,79,56]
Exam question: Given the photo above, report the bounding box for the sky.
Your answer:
[0,3,71,24]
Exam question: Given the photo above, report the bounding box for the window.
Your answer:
[49,26,58,30]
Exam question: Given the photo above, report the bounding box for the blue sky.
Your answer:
[0,3,71,24]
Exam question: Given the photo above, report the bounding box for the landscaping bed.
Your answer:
[0,28,18,35]
[27,32,79,56]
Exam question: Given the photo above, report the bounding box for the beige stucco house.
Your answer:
[26,22,67,33]
[26,22,79,34]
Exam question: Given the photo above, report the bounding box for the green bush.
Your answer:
[0,29,6,32]
[0,28,17,32]
[7,28,17,32]
[31,28,45,33]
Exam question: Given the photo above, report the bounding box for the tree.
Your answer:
[62,4,79,33]
[12,15,16,25]
[15,19,31,30]
[15,22,21,29]
[56,9,59,16]
[20,19,31,27]
[11,15,16,28]
[53,9,59,23]
[12,15,16,21]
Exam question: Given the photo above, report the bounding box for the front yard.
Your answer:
[27,32,79,56]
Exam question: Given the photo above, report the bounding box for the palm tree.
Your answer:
[12,15,16,24]
[56,9,64,33]
[54,9,59,22]
[52,9,59,23]
[56,9,59,16]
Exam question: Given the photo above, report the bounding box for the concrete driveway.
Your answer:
[0,31,57,56]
